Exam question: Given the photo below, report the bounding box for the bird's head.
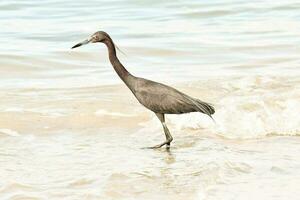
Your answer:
[72,31,108,49]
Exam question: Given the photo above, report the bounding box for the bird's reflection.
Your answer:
[161,148,176,164]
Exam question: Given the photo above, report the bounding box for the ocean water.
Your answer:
[0,0,300,199]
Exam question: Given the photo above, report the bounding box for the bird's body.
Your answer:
[129,77,214,115]
[72,31,215,149]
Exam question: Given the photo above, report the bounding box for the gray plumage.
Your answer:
[72,31,215,149]
[131,77,214,116]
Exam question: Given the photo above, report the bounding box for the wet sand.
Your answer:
[0,77,299,199]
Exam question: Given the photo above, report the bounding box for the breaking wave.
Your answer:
[145,76,300,139]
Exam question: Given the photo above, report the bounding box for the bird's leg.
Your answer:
[148,113,173,149]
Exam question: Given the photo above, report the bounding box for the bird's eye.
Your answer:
[90,36,97,42]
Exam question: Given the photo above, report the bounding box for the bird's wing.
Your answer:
[133,78,214,115]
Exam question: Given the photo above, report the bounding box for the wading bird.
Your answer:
[72,31,215,149]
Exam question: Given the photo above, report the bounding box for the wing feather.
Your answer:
[133,78,215,116]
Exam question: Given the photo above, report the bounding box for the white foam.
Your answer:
[3,107,24,112]
[95,109,135,117]
[168,112,214,130]
[211,80,300,138]
[0,129,20,137]
[141,76,300,139]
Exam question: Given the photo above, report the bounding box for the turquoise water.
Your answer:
[1,0,299,88]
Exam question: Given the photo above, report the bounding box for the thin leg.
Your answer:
[148,113,173,149]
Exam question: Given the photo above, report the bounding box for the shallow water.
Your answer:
[0,0,300,199]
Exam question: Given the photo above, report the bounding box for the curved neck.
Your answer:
[103,37,132,84]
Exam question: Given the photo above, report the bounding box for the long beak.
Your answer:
[71,39,90,49]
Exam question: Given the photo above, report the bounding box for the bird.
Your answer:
[72,31,215,149]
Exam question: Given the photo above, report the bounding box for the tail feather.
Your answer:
[186,96,215,121]
[197,100,215,115]
[196,100,216,123]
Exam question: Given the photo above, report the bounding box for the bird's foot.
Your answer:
[144,141,171,149]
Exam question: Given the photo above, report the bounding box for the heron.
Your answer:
[72,31,215,149]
